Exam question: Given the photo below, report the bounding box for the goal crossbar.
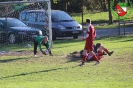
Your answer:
[0,0,50,4]
[0,0,52,47]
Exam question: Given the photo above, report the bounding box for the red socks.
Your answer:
[82,55,87,63]
[82,54,99,63]
[92,55,99,62]
[97,52,103,56]
[104,48,109,53]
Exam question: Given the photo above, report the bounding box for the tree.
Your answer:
[100,0,107,11]
[61,0,67,12]
[107,0,113,24]
[103,0,107,11]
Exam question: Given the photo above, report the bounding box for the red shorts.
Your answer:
[84,40,93,51]
[97,51,103,60]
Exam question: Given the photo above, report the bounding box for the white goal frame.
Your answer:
[0,0,52,47]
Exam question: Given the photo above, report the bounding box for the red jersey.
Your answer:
[86,24,96,40]
[84,24,96,51]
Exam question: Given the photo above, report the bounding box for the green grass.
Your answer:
[0,34,133,88]
[94,23,133,29]
[71,12,109,24]
[71,10,133,29]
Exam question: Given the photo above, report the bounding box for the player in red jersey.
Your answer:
[70,43,114,61]
[79,18,100,66]
[85,43,114,61]
[94,43,114,60]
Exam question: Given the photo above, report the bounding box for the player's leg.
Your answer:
[97,51,106,56]
[79,41,89,66]
[89,51,99,62]
[34,39,38,56]
[100,46,114,56]
[103,48,114,56]
[87,53,93,60]
[79,49,88,66]
[89,42,100,65]
[98,45,114,56]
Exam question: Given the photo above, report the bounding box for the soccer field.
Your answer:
[0,35,133,88]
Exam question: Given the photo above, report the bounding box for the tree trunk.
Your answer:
[99,0,103,11]
[63,0,67,12]
[107,0,113,24]
[103,0,107,11]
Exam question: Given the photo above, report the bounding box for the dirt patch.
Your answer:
[0,50,42,56]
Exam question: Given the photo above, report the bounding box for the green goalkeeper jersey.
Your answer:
[35,36,50,51]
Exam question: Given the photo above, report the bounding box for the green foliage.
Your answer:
[52,0,108,12]
[12,3,26,11]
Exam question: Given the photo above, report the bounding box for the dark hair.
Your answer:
[96,43,101,48]
[86,18,91,23]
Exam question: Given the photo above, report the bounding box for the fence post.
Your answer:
[82,0,84,37]
[118,16,120,35]
[124,22,125,36]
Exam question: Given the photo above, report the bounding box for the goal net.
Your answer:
[0,0,52,55]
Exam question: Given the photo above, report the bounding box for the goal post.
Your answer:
[0,0,52,47]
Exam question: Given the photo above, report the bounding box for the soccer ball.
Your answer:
[26,44,31,48]
[45,49,49,55]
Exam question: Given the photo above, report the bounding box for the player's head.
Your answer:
[96,43,101,49]
[43,36,48,42]
[86,18,91,24]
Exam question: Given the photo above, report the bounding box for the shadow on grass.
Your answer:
[0,68,60,79]
[0,66,79,79]
[54,35,128,44]
[119,39,133,42]
[0,57,29,63]
[95,35,133,41]
[67,57,82,62]
[66,54,94,63]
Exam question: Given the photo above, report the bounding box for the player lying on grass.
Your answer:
[33,36,53,57]
[80,43,114,61]
[70,43,114,62]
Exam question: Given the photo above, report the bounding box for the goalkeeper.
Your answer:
[33,36,53,56]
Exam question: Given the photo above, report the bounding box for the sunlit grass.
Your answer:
[0,34,133,88]
[71,10,133,29]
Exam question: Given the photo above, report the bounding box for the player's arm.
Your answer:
[39,43,46,55]
[45,41,53,56]
[81,26,90,40]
